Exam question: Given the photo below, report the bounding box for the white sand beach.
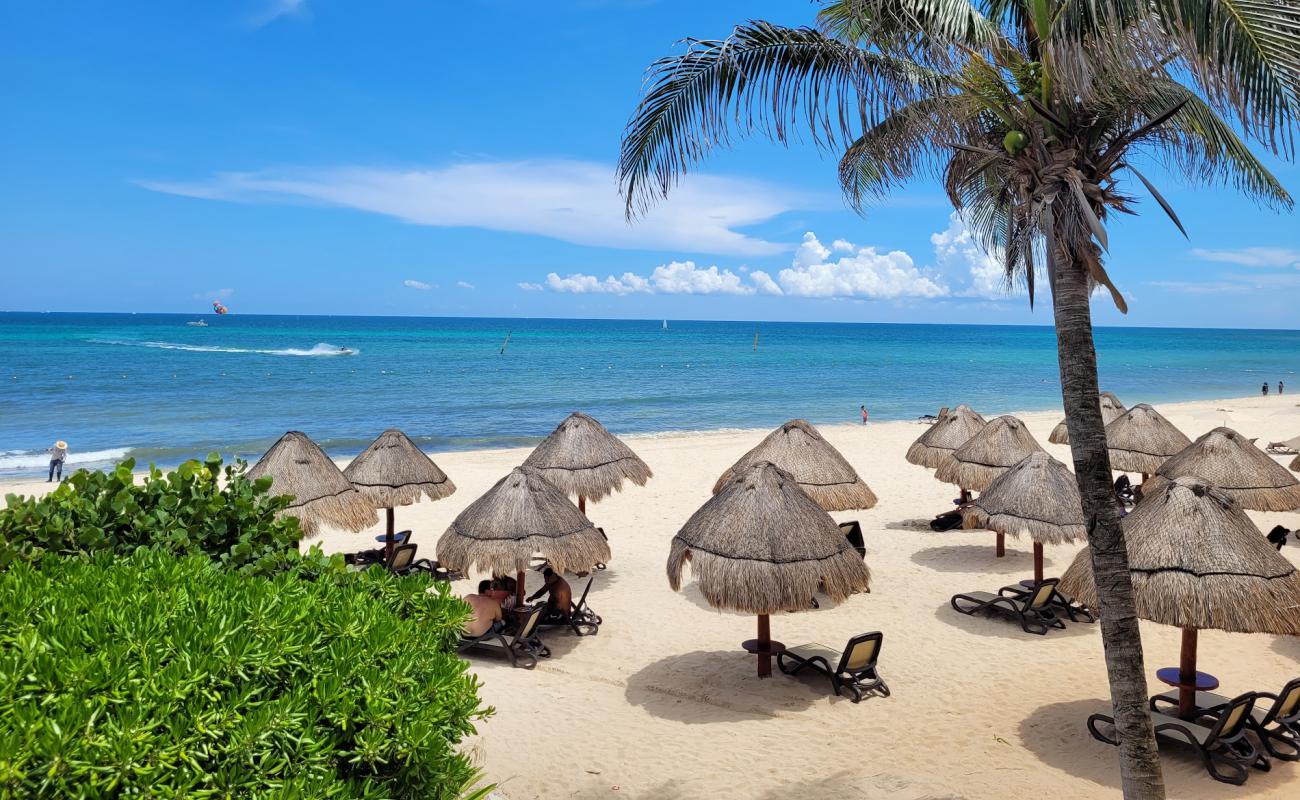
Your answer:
[4,394,1299,799]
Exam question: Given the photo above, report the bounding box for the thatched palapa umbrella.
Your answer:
[1048,392,1126,445]
[522,411,652,514]
[1291,453,1300,473]
[248,431,378,537]
[935,416,1044,521]
[344,429,456,559]
[1103,403,1191,479]
[712,419,876,511]
[905,404,987,502]
[1059,476,1300,718]
[669,461,871,678]
[437,466,610,606]
[1145,427,1300,511]
[962,452,1086,580]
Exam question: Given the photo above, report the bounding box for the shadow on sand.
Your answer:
[1019,699,1289,798]
[624,649,822,723]
[911,542,1049,576]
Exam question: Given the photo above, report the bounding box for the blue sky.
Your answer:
[2,0,1298,328]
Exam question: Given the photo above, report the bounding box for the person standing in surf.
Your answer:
[860,405,869,425]
[47,440,67,482]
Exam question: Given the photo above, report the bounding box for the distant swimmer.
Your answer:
[1280,381,1285,395]
[860,405,870,425]
[1262,381,1270,396]
[47,439,67,482]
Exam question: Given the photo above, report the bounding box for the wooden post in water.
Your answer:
[753,329,759,351]
[500,331,511,355]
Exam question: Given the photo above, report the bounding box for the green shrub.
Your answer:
[0,455,304,575]
[0,553,493,799]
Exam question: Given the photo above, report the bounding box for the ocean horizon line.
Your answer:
[2,309,1296,334]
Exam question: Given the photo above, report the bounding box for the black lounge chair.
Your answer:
[1152,677,1300,762]
[839,521,866,559]
[997,581,1095,624]
[1089,692,1263,784]
[950,579,1066,635]
[458,605,550,669]
[777,632,889,702]
[383,543,458,581]
[538,574,602,636]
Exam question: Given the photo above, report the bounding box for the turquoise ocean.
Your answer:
[1,312,1297,477]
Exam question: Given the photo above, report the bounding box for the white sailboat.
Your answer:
[662,319,668,331]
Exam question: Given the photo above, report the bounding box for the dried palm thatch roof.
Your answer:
[1292,453,1300,473]
[711,419,876,511]
[248,431,378,537]
[962,452,1086,546]
[935,415,1043,492]
[905,405,987,470]
[669,461,870,615]
[436,466,610,575]
[1102,404,1192,474]
[1059,476,1300,635]
[1144,427,1300,511]
[521,412,652,501]
[1048,392,1126,445]
[343,429,456,508]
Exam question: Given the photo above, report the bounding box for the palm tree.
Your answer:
[617,2,1299,797]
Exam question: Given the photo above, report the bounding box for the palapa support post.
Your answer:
[741,614,785,678]
[516,569,527,608]
[995,532,1005,558]
[1179,627,1198,719]
[959,487,972,504]
[1033,542,1044,584]
[578,495,586,514]
[384,507,396,561]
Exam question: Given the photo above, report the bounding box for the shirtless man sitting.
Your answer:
[526,567,572,620]
[463,580,504,637]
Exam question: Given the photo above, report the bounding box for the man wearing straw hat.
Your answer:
[46,439,67,482]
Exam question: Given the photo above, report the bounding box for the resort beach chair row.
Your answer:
[950,579,1067,635]
[1151,677,1300,763]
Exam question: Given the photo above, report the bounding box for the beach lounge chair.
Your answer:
[839,520,866,559]
[539,574,602,636]
[1089,693,1263,784]
[383,543,459,581]
[458,605,551,669]
[950,579,1066,635]
[998,581,1095,624]
[777,632,889,702]
[1151,677,1300,761]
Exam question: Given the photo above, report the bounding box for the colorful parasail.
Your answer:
[212,301,229,315]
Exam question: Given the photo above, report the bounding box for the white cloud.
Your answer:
[750,270,783,296]
[1190,247,1300,268]
[138,159,808,257]
[775,233,947,299]
[251,0,308,28]
[456,280,475,290]
[517,282,543,291]
[542,262,752,296]
[205,288,234,300]
[403,279,432,290]
[930,213,1017,299]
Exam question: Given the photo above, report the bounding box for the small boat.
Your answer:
[662,319,668,330]
[186,320,208,327]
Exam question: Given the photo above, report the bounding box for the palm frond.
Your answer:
[837,95,967,209]
[618,21,942,217]
[817,0,998,51]
[1152,0,1300,151]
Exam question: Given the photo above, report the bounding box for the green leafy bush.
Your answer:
[0,553,493,799]
[0,455,304,575]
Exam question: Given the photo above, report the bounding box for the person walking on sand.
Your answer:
[47,440,67,482]
[860,404,869,425]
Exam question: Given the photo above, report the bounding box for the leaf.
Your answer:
[1125,164,1187,238]
[1067,174,1109,251]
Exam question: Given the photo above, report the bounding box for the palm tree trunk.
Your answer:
[1049,245,1165,799]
